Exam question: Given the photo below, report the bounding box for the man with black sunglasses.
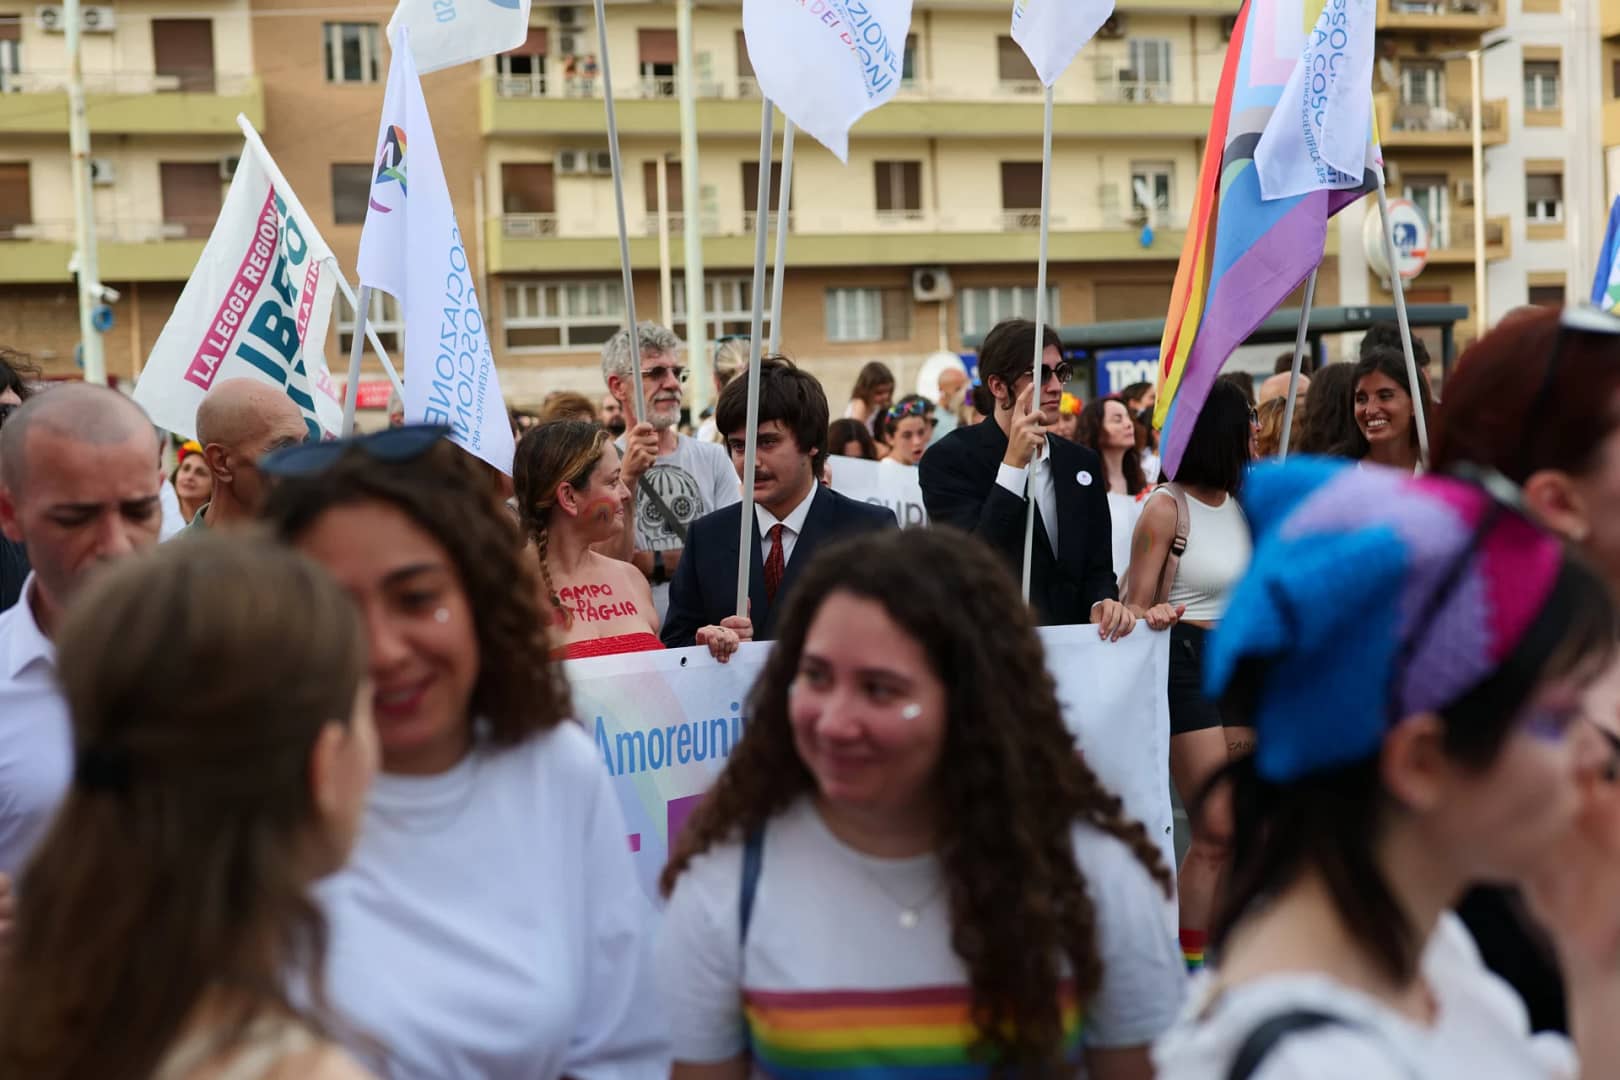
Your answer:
[921,318,1133,636]
[601,322,741,618]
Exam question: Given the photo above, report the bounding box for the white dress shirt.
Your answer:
[993,436,1059,555]
[753,482,819,568]
[0,576,72,876]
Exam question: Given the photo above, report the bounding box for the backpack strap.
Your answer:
[1141,483,1191,607]
[738,826,765,945]
[1225,1010,1344,1080]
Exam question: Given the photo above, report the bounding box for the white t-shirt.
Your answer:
[317,723,670,1080]
[1108,492,1142,588]
[0,578,71,876]
[1152,914,1577,1080]
[656,798,1184,1074]
[618,433,740,616]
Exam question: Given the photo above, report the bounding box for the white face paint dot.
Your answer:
[1076,470,1093,487]
[900,703,923,720]
[434,608,451,624]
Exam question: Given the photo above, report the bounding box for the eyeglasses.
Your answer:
[260,424,450,479]
[1017,362,1074,388]
[0,403,15,430]
[642,365,689,385]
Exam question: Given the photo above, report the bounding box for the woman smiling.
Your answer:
[1348,346,1432,474]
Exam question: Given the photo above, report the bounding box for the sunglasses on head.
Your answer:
[259,424,451,479]
[1529,304,1620,418]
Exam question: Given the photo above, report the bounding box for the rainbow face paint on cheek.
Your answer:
[581,496,619,525]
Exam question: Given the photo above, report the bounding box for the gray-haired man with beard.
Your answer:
[603,322,740,618]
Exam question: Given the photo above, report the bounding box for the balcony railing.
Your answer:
[1439,216,1507,250]
[503,213,560,238]
[875,209,928,225]
[642,212,685,235]
[741,210,794,233]
[495,73,548,98]
[1390,0,1498,13]
[0,69,256,95]
[3,219,203,243]
[1000,210,1071,231]
[1391,99,1503,133]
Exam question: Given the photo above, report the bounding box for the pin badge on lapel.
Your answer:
[1076,470,1093,487]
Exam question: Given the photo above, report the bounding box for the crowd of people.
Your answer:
[0,302,1618,1078]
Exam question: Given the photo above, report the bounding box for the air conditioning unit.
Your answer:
[38,4,113,31]
[556,5,580,27]
[912,267,953,303]
[556,149,591,175]
[589,150,613,175]
[219,155,240,180]
[1454,179,1474,206]
[88,157,115,185]
[559,33,578,54]
[1097,15,1125,39]
[1220,15,1238,40]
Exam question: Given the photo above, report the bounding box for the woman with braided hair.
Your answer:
[656,526,1184,1080]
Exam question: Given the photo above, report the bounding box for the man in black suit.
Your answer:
[920,318,1136,636]
[663,357,896,652]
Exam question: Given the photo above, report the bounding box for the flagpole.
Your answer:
[342,285,370,435]
[737,98,776,618]
[1374,168,1431,463]
[767,122,795,353]
[1278,267,1317,462]
[591,0,645,421]
[235,116,405,401]
[1020,85,1054,603]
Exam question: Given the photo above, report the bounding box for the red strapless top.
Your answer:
[555,632,666,660]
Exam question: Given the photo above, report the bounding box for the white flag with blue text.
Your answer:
[1010,0,1115,87]
[387,0,531,75]
[742,0,914,162]
[358,27,515,474]
[1254,0,1378,201]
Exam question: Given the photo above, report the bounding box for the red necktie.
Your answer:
[764,524,785,604]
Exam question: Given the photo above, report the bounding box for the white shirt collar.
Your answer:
[1,575,55,681]
[754,481,819,538]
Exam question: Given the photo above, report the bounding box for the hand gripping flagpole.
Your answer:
[1020,84,1055,603]
[1374,165,1431,464]
[1278,268,1317,462]
[767,122,795,353]
[737,98,776,618]
[592,0,646,422]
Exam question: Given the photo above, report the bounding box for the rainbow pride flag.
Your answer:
[1153,0,1376,475]
[1590,196,1620,314]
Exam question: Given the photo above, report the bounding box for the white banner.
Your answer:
[134,147,342,442]
[388,0,532,75]
[1011,0,1116,88]
[1254,0,1378,201]
[567,626,1173,903]
[359,27,516,474]
[824,455,927,527]
[742,0,915,162]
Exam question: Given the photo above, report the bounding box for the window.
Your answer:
[742,161,791,228]
[643,160,682,213]
[160,162,222,239]
[639,29,677,97]
[331,163,372,225]
[502,162,556,215]
[1130,162,1173,220]
[825,287,911,343]
[0,161,30,237]
[325,23,381,84]
[496,27,548,97]
[1613,58,1620,100]
[875,161,922,217]
[1529,284,1565,307]
[737,30,757,95]
[1527,172,1563,223]
[959,286,1060,339]
[504,280,624,351]
[0,18,18,94]
[1403,173,1449,247]
[902,34,918,85]
[1524,60,1560,110]
[338,289,403,356]
[996,36,1038,85]
[1126,39,1171,86]
[1000,162,1043,210]
[1400,61,1444,107]
[672,275,772,343]
[152,19,215,93]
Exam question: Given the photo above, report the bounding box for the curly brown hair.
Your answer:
[261,439,571,746]
[661,527,1170,1075]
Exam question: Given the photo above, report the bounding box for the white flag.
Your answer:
[742,0,914,162]
[135,145,343,442]
[1254,0,1378,201]
[359,28,515,475]
[1010,0,1115,88]
[387,0,531,75]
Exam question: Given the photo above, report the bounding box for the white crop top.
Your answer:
[1153,488,1251,622]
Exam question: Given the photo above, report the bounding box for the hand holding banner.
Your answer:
[388,0,532,74]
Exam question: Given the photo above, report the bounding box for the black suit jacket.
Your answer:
[661,484,897,647]
[918,419,1117,625]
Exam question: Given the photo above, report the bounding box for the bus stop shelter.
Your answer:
[962,303,1470,399]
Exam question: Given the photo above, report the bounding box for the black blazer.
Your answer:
[661,484,898,647]
[918,419,1117,625]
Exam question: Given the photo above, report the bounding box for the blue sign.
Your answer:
[1096,346,1159,395]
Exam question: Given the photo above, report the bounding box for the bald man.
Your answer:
[0,383,163,873]
[190,379,308,530]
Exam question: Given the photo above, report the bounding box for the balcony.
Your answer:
[486,207,1190,275]
[1377,95,1508,148]
[482,72,1218,140]
[1426,214,1511,263]
[0,71,264,135]
[0,219,207,284]
[1377,0,1505,31]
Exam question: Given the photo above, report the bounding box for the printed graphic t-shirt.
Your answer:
[656,798,1185,1078]
[618,433,741,616]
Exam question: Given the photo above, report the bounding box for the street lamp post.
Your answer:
[1441,35,1507,340]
